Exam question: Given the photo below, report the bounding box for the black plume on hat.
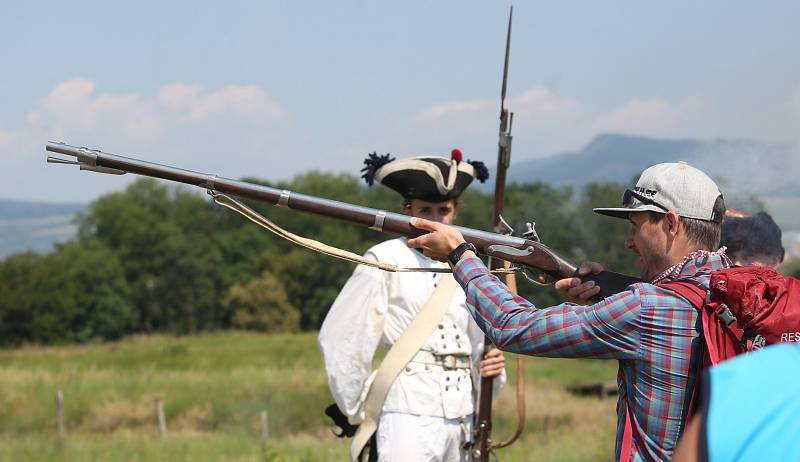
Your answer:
[361,152,395,186]
[468,159,489,183]
[361,148,489,202]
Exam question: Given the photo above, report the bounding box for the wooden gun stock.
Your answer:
[584,271,644,301]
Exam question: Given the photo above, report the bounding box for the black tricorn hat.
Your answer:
[361,149,489,202]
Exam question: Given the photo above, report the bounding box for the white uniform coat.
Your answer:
[318,238,505,425]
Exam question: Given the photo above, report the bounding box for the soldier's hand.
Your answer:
[554,261,604,305]
[479,348,505,378]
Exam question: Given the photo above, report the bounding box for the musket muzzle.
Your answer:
[46,142,127,175]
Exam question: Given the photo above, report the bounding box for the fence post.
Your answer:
[260,410,269,442]
[154,395,167,440]
[543,414,550,440]
[55,390,65,450]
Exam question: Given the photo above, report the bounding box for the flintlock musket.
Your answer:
[46,141,641,296]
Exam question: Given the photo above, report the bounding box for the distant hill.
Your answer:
[503,133,800,257]
[507,134,800,198]
[0,199,87,258]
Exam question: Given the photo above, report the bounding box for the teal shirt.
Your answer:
[706,343,800,462]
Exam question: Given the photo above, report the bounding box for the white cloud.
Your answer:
[2,79,293,202]
[0,129,13,147]
[590,96,704,138]
[158,83,204,109]
[189,85,289,122]
[27,79,142,134]
[23,79,290,142]
[6,77,797,203]
[396,89,711,159]
[510,87,581,118]
[411,86,579,125]
[412,99,493,123]
[396,86,585,158]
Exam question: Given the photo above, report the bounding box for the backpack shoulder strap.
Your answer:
[658,279,707,310]
[656,278,711,427]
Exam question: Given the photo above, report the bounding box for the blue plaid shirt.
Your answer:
[453,253,731,462]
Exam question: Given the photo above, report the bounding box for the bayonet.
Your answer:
[472,7,522,461]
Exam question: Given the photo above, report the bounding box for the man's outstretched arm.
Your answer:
[407,217,640,359]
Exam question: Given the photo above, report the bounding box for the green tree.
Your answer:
[453,189,493,230]
[51,240,133,341]
[782,259,800,279]
[576,182,637,276]
[77,179,229,333]
[0,252,52,344]
[225,273,300,332]
[0,240,131,345]
[244,172,401,330]
[500,182,581,307]
[268,249,354,330]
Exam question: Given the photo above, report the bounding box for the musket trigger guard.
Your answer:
[520,268,552,287]
[276,190,291,208]
[370,210,386,232]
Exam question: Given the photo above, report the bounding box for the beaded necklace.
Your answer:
[651,246,732,284]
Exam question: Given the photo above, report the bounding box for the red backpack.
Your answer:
[662,266,800,368]
[617,267,800,462]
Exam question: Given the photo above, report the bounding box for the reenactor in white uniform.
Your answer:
[319,150,506,462]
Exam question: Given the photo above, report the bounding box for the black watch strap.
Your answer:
[448,242,477,267]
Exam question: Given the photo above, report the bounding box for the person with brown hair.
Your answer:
[407,162,730,461]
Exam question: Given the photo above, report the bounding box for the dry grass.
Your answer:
[0,331,619,461]
[76,397,153,434]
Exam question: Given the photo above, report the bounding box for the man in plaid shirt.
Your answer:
[407,162,729,462]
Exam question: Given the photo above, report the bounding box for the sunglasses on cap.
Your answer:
[622,188,669,212]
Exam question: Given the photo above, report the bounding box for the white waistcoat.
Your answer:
[318,238,505,424]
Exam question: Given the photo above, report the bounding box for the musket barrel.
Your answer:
[46,142,79,157]
[45,142,528,254]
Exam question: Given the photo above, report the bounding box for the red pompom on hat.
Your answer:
[451,148,462,163]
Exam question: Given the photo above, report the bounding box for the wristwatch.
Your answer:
[448,242,477,267]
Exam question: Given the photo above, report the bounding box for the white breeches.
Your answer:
[376,411,473,462]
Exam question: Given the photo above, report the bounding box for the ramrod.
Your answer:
[46,142,640,298]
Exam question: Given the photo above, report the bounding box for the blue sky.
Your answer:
[2,1,798,202]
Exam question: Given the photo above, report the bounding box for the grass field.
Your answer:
[0,332,618,461]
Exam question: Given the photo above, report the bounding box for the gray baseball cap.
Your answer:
[593,161,724,223]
